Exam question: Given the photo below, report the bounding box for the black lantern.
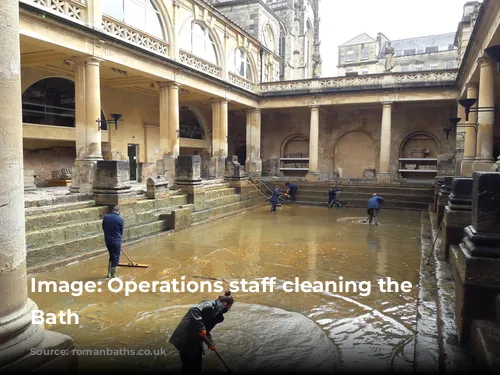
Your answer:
[96,113,123,131]
[443,116,477,138]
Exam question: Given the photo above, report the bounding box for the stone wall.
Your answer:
[260,102,455,180]
[23,147,75,186]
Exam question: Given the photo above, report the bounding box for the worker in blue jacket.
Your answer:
[285,182,297,202]
[270,185,282,212]
[102,205,125,278]
[365,193,384,225]
[328,187,342,208]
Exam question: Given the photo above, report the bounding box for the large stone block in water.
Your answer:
[472,172,500,233]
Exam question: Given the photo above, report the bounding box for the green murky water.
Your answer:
[29,205,422,372]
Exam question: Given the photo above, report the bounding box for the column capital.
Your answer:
[309,105,320,110]
[477,55,494,67]
[209,99,228,107]
[71,55,103,66]
[246,107,261,114]
[157,81,178,89]
[381,100,393,107]
[465,82,479,91]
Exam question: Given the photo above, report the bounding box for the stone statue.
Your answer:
[384,41,395,72]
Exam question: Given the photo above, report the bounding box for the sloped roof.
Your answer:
[341,33,376,46]
[391,32,456,51]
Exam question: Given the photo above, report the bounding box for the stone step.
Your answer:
[27,219,170,269]
[26,219,103,249]
[24,193,94,209]
[205,187,237,200]
[205,193,242,207]
[471,320,500,370]
[135,194,188,212]
[192,197,260,223]
[26,205,107,232]
[25,200,96,216]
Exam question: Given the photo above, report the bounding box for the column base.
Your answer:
[461,158,475,177]
[376,172,391,183]
[245,159,262,178]
[472,159,495,172]
[1,330,76,373]
[69,159,99,194]
[306,172,320,181]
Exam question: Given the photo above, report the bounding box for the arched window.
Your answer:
[180,21,218,65]
[263,24,275,50]
[230,48,253,81]
[102,0,165,40]
[179,106,205,140]
[22,78,107,129]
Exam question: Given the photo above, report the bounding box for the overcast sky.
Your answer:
[318,0,467,77]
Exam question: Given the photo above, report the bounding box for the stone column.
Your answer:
[69,56,103,193]
[168,84,180,158]
[455,103,466,175]
[158,82,170,156]
[210,100,228,179]
[377,101,392,183]
[245,108,262,177]
[473,57,495,171]
[306,105,320,181]
[0,0,74,370]
[461,83,478,176]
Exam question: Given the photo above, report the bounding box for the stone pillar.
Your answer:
[449,172,500,345]
[440,177,473,261]
[0,0,74,370]
[245,108,262,177]
[168,84,180,158]
[473,57,495,172]
[210,100,228,179]
[461,83,478,176]
[175,156,205,209]
[70,56,103,194]
[306,105,320,181]
[157,82,179,185]
[93,160,136,207]
[377,101,392,183]
[455,104,466,175]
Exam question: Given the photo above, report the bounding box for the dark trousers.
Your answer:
[368,208,379,224]
[179,346,203,375]
[290,188,297,201]
[271,202,277,211]
[106,241,122,267]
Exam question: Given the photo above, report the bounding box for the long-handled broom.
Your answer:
[118,249,150,268]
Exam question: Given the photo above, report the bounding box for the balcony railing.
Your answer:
[22,0,87,24]
[259,69,459,95]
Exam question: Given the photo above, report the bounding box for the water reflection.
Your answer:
[29,206,421,372]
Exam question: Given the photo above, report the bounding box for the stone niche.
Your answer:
[24,168,37,191]
[92,160,136,206]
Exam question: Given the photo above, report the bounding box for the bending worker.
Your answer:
[270,185,282,212]
[366,193,384,225]
[285,182,298,202]
[102,205,124,278]
[169,290,234,374]
[328,186,342,208]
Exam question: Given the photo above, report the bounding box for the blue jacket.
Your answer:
[288,183,297,191]
[270,187,281,203]
[368,196,384,210]
[329,188,340,199]
[102,212,124,243]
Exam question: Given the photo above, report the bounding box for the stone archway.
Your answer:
[334,131,376,178]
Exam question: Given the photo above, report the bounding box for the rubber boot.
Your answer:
[106,262,112,278]
[109,266,118,278]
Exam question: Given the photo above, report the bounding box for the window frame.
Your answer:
[345,50,354,62]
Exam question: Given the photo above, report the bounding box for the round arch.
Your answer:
[179,105,207,140]
[333,130,376,178]
[102,0,171,44]
[151,0,174,45]
[262,22,276,52]
[228,46,258,83]
[22,77,107,128]
[399,131,442,158]
[280,133,309,157]
[178,17,224,68]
